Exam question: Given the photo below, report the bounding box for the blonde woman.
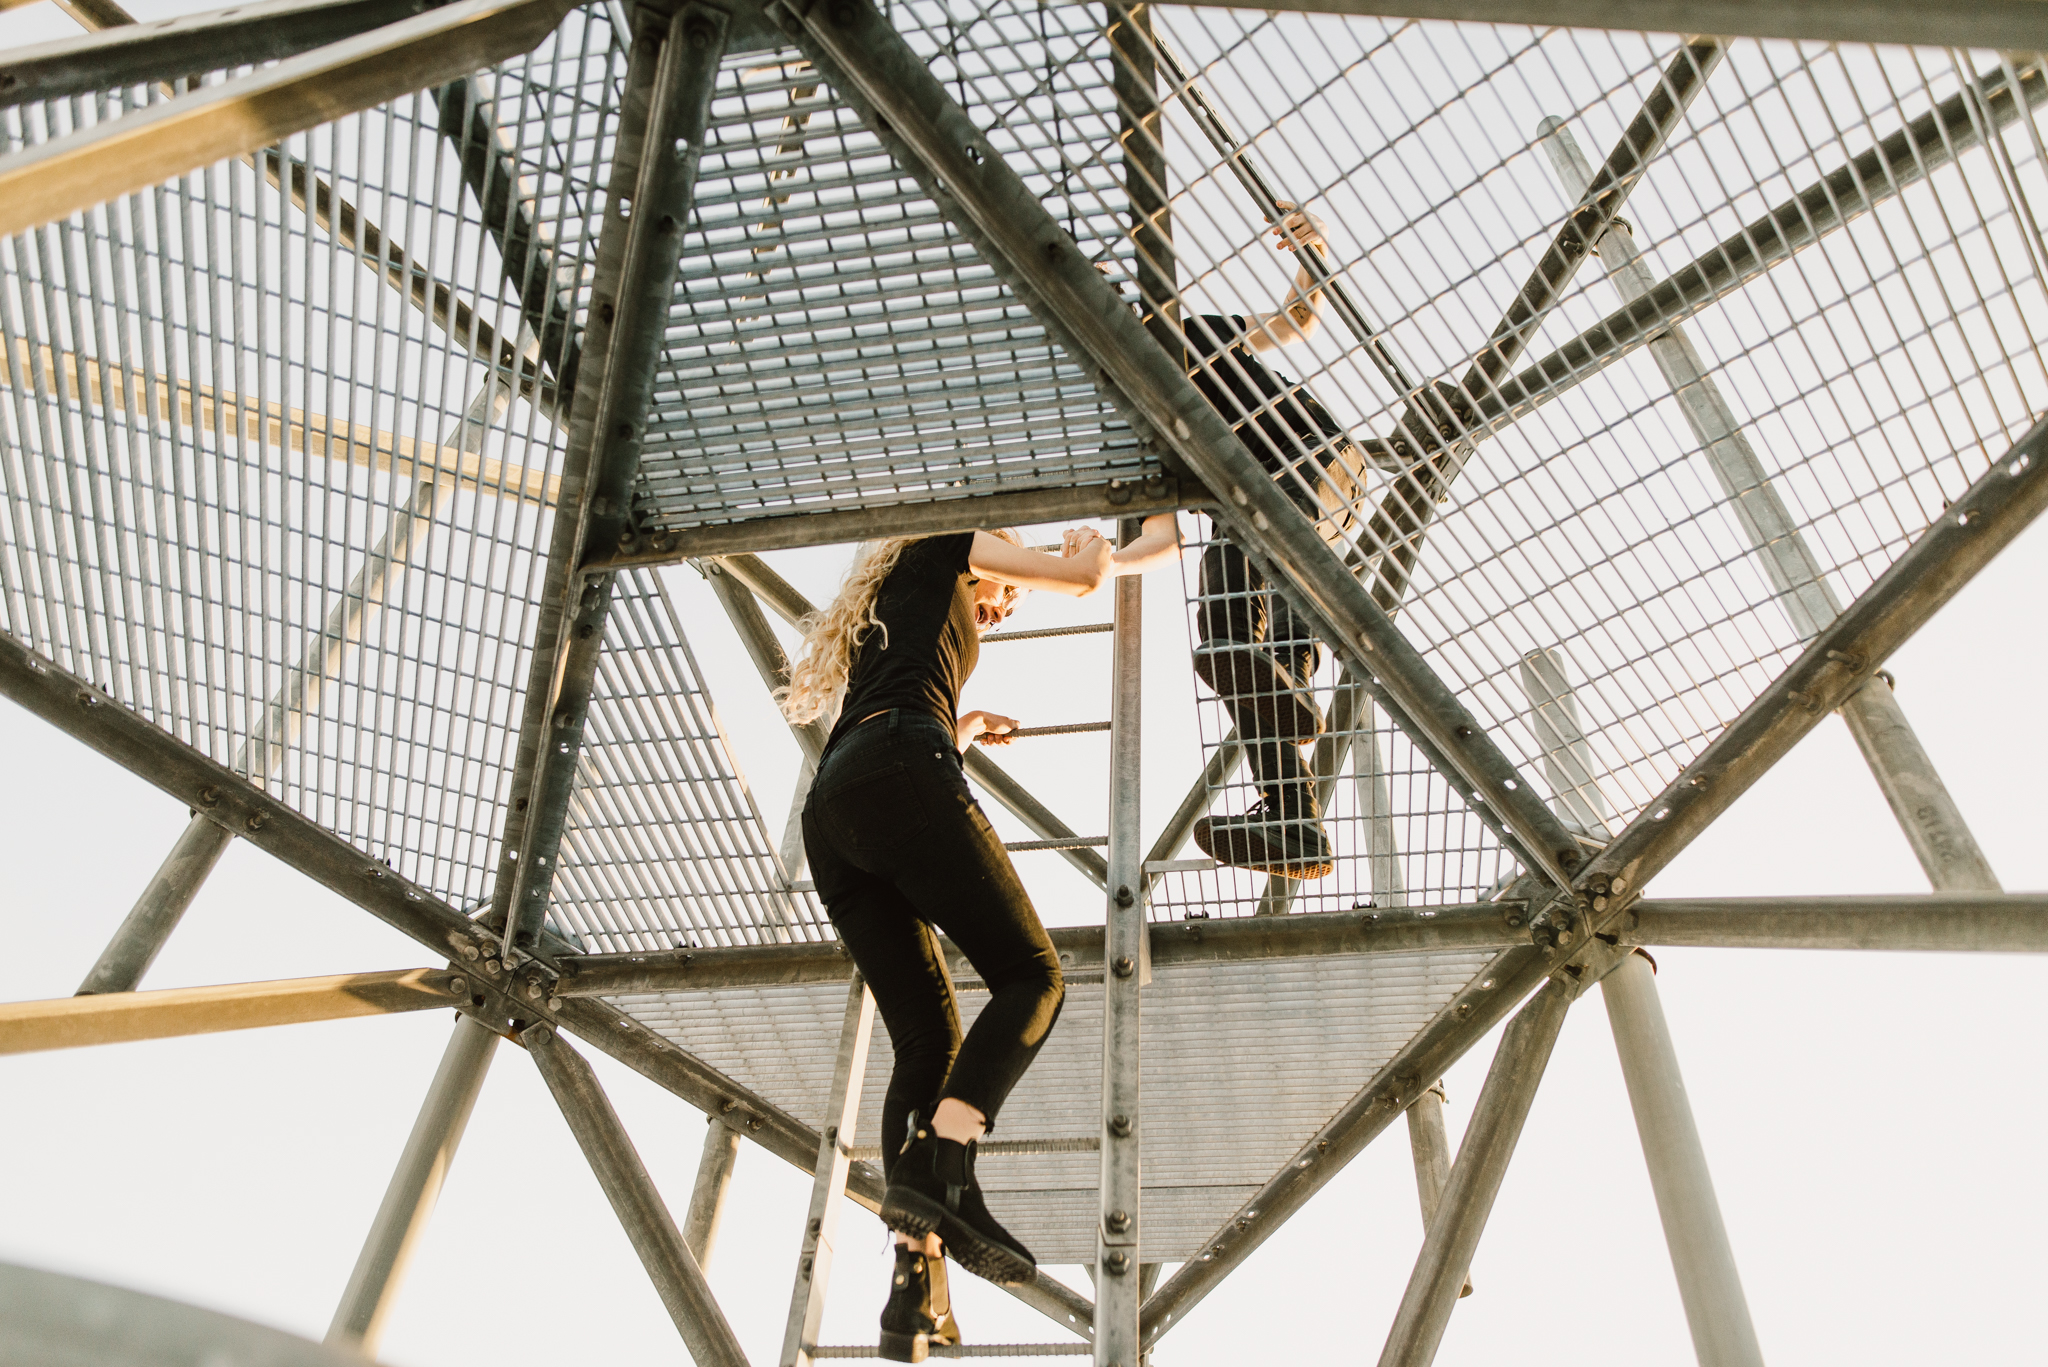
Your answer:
[784,518,1178,1361]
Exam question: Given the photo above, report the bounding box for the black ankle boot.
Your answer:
[879,1246,960,1363]
[881,1114,1036,1285]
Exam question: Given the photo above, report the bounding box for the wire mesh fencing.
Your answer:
[0,5,801,938]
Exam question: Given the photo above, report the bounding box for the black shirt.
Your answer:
[1184,313,1349,512]
[823,531,980,753]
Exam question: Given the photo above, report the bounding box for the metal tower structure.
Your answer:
[2,0,2047,1362]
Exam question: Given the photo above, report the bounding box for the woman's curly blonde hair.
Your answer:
[779,529,1021,725]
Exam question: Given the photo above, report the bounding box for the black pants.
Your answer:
[1197,535,1324,810]
[802,710,1066,1180]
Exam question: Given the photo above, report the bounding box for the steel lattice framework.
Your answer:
[2,0,2046,1362]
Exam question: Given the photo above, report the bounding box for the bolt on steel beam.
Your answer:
[1376,980,1571,1367]
[524,1022,748,1367]
[1402,1084,1470,1299]
[0,0,583,239]
[1095,524,1146,1367]
[327,1016,498,1355]
[768,0,1579,889]
[1488,60,2048,429]
[1601,953,1763,1367]
[683,1116,744,1270]
[493,3,730,963]
[779,978,877,1367]
[1535,118,1998,893]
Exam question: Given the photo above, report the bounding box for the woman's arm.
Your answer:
[968,529,1112,596]
[1061,513,1184,581]
[1246,204,1328,354]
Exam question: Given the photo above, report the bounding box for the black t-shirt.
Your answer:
[823,531,980,752]
[1184,313,1348,511]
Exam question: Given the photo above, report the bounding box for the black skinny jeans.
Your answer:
[802,710,1066,1179]
[1197,536,1324,810]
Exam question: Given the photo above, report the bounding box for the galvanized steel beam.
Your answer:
[702,560,827,766]
[1375,981,1571,1367]
[1488,60,2048,428]
[1623,894,2048,952]
[0,0,432,105]
[594,480,1193,569]
[1159,0,2048,66]
[495,4,728,961]
[433,74,582,415]
[1601,953,1763,1367]
[768,0,1580,889]
[524,1023,748,1367]
[0,0,583,238]
[683,1116,744,1268]
[0,968,468,1055]
[555,900,1530,995]
[1095,524,1146,1367]
[327,1017,499,1355]
[1582,414,2048,901]
[779,979,877,1367]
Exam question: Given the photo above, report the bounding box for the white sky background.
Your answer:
[3,0,2048,1362]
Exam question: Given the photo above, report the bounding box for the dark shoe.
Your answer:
[882,1119,1036,1285]
[879,1246,960,1363]
[1192,645,1323,740]
[1195,799,1334,878]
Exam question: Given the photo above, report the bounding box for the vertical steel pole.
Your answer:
[76,816,234,995]
[683,1115,743,1268]
[326,1016,499,1354]
[525,1023,749,1367]
[779,976,877,1367]
[1518,648,1611,841]
[1355,700,1406,909]
[1838,681,1999,890]
[1402,1084,1470,1298]
[1537,117,1998,892]
[1376,981,1571,1367]
[1097,521,1146,1367]
[1602,952,1764,1367]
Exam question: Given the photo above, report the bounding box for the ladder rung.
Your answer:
[1004,837,1107,852]
[849,1136,1099,1160]
[1002,722,1110,739]
[979,622,1114,643]
[811,1346,1092,1358]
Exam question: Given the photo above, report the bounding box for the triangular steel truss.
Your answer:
[2,0,2047,1363]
